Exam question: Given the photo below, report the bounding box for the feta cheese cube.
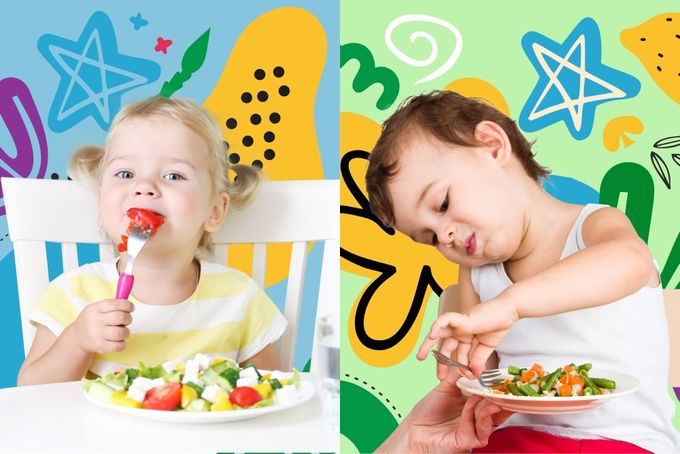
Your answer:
[239,366,259,379]
[130,377,154,392]
[201,385,222,403]
[237,376,258,388]
[193,353,211,371]
[126,386,147,403]
[149,378,166,389]
[184,359,199,378]
[274,385,299,405]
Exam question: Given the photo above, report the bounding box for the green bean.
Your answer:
[577,363,592,373]
[507,365,521,376]
[583,386,594,396]
[506,383,523,396]
[519,368,528,376]
[519,384,540,397]
[590,377,616,390]
[541,369,562,392]
[579,370,601,395]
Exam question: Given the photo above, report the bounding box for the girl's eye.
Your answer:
[115,170,134,179]
[164,173,184,181]
[439,194,449,213]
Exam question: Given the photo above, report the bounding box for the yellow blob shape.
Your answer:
[443,78,510,115]
[341,112,457,366]
[621,13,680,104]
[602,115,644,152]
[203,7,327,284]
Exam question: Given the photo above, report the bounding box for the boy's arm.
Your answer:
[17,324,93,385]
[508,206,656,320]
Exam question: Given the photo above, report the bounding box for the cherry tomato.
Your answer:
[117,208,165,252]
[143,382,182,411]
[127,208,165,232]
[229,386,263,407]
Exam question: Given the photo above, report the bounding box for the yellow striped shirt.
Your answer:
[30,259,287,376]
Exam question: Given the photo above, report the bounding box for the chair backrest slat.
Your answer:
[251,243,267,288]
[3,177,339,370]
[61,243,79,273]
[311,238,340,373]
[99,244,115,261]
[279,240,309,370]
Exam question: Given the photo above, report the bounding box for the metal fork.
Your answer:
[431,350,505,387]
[115,225,151,299]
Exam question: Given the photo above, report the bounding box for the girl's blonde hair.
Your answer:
[68,96,261,256]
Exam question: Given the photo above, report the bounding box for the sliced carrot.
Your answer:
[559,374,568,384]
[558,384,573,397]
[564,365,574,373]
[520,370,536,383]
[531,363,545,377]
[571,376,585,387]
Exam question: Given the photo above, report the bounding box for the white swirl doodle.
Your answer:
[385,14,463,85]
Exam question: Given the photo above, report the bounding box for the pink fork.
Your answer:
[115,225,151,299]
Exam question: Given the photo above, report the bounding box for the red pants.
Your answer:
[472,427,651,453]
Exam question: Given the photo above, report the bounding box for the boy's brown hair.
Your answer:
[365,90,550,227]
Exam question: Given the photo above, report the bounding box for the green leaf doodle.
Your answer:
[159,29,211,97]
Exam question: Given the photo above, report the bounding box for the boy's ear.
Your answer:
[474,121,512,166]
[204,192,229,233]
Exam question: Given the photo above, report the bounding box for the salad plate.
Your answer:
[84,380,314,423]
[457,368,639,415]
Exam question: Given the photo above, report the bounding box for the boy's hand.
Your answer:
[73,299,135,353]
[417,298,518,377]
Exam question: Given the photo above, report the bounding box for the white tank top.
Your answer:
[471,204,680,452]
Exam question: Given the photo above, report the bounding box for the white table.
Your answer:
[0,373,338,453]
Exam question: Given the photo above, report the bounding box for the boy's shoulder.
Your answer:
[581,204,636,245]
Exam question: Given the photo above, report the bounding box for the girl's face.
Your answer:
[99,117,226,254]
[387,132,523,267]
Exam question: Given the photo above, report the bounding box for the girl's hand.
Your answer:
[417,297,518,377]
[72,299,135,353]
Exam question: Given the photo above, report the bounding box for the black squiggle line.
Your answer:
[340,149,394,235]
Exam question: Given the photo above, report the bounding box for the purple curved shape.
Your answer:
[674,387,680,402]
[0,77,49,215]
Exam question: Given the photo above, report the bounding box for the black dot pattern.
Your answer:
[273,66,284,77]
[226,118,237,129]
[51,172,59,179]
[257,91,268,102]
[264,149,275,160]
[264,131,275,143]
[279,85,290,97]
[250,114,261,125]
[229,153,240,164]
[252,160,263,169]
[254,68,265,80]
[242,135,254,147]
[269,112,281,124]
[241,92,252,103]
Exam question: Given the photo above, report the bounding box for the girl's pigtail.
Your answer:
[67,145,105,189]
[228,164,262,208]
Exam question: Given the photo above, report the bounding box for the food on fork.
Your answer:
[82,353,302,412]
[490,362,617,397]
[117,208,165,253]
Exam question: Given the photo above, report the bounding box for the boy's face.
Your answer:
[387,133,520,267]
[99,117,225,254]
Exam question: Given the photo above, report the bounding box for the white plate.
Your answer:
[457,369,639,415]
[84,381,314,423]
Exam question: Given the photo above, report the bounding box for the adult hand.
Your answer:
[376,371,512,453]
[72,299,135,353]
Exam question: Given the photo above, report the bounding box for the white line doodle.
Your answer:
[385,14,463,84]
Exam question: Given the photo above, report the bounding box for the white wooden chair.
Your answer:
[2,177,339,371]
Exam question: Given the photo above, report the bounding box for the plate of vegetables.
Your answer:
[457,362,639,414]
[82,353,314,423]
